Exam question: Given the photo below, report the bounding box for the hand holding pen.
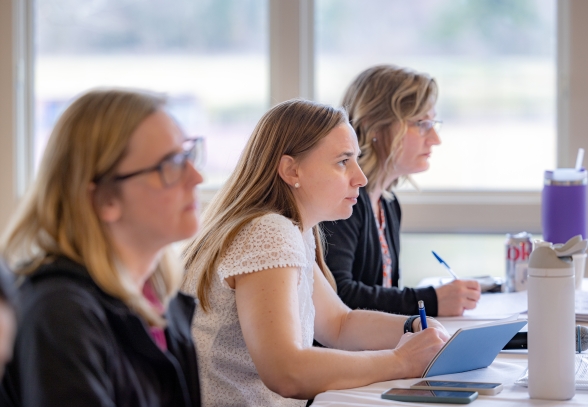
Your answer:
[431,251,482,316]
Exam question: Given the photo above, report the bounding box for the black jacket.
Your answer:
[0,256,201,407]
[322,187,438,316]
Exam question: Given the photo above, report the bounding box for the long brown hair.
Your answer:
[183,99,344,311]
[1,88,182,327]
[342,64,438,193]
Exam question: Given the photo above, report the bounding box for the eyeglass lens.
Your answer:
[160,139,204,186]
[417,120,442,135]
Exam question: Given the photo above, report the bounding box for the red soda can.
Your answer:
[505,232,533,292]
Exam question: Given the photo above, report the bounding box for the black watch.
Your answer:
[403,315,420,333]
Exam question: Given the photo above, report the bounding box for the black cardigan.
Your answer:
[322,187,438,316]
[0,256,201,407]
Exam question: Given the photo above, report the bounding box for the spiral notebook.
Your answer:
[422,319,528,378]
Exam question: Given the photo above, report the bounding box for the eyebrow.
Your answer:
[336,151,355,159]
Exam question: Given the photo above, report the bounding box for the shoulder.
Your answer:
[218,213,308,279]
[238,213,304,247]
[17,259,115,339]
[19,273,109,335]
[249,213,300,232]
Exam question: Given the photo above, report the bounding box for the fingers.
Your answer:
[463,279,482,301]
[424,319,450,341]
[436,279,482,316]
[394,328,448,378]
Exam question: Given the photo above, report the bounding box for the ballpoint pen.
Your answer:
[431,251,459,280]
[418,300,428,329]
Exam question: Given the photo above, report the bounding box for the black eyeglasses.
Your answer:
[410,119,443,135]
[112,137,204,187]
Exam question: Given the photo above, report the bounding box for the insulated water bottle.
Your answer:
[527,244,575,400]
[542,168,587,245]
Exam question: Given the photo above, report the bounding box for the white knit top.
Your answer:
[184,213,316,407]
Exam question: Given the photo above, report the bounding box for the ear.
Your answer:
[278,155,299,188]
[88,182,122,224]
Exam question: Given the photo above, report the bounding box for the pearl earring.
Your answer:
[294,183,300,188]
[372,138,377,143]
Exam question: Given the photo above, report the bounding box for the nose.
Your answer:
[353,161,368,187]
[427,128,441,146]
[185,161,204,188]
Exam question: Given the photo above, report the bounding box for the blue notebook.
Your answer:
[422,319,527,378]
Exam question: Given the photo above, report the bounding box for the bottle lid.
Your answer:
[544,168,587,185]
[528,246,573,277]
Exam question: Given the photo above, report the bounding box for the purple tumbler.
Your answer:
[542,168,587,245]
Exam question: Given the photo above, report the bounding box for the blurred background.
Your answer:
[30,0,555,286]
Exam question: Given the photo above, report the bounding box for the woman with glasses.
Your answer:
[182,99,449,406]
[322,65,481,318]
[0,89,203,406]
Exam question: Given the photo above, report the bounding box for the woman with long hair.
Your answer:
[323,65,481,317]
[0,89,203,406]
[182,99,449,406]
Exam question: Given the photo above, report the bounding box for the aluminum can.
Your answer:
[505,232,533,292]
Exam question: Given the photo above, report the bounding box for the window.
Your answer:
[316,0,556,191]
[36,0,268,187]
[3,0,587,234]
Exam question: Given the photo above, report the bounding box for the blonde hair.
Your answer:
[1,88,183,327]
[183,99,343,311]
[342,65,438,195]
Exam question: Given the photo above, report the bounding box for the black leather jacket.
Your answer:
[0,256,201,407]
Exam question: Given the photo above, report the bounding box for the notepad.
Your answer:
[422,319,528,378]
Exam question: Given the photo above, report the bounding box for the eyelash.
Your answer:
[339,159,349,166]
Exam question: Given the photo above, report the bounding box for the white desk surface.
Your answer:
[312,291,588,406]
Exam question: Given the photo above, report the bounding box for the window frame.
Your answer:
[1,0,586,234]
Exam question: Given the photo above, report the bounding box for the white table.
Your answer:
[312,317,588,406]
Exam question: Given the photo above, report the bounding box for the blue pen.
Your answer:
[431,251,460,280]
[418,300,428,329]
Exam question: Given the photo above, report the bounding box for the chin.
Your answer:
[177,217,199,240]
[331,208,354,221]
[411,164,430,175]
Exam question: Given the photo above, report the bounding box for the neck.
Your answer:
[369,170,399,213]
[116,246,160,289]
[368,185,383,214]
[108,230,161,290]
[299,211,315,234]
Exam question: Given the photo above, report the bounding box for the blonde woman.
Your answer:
[0,89,203,406]
[323,65,481,317]
[182,99,449,406]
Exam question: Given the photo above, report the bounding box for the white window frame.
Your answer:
[1,0,586,234]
